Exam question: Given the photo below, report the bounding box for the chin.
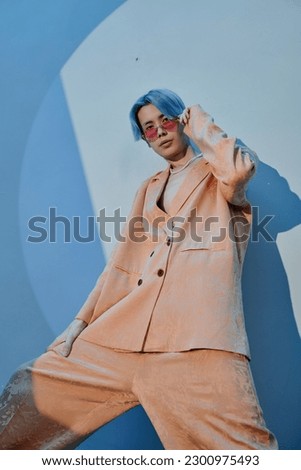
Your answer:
[154,141,186,160]
[165,150,185,161]
[157,146,179,159]
[158,152,176,161]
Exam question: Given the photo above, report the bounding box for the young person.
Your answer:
[0,89,278,450]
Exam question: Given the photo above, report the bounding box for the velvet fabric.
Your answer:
[76,105,257,357]
[0,340,277,450]
[0,105,278,450]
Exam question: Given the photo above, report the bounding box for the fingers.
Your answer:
[47,320,87,357]
[178,107,190,125]
[60,320,87,357]
[61,336,73,357]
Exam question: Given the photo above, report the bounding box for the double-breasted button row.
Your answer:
[138,244,169,286]
[138,268,165,285]
[138,268,164,285]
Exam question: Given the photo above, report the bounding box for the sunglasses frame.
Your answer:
[143,118,178,142]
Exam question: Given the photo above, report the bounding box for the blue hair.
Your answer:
[129,88,186,141]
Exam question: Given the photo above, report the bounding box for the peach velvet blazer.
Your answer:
[76,105,257,358]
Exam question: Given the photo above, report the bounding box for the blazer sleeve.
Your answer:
[75,243,118,323]
[186,104,258,206]
[75,176,152,324]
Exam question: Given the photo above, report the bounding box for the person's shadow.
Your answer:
[243,161,301,450]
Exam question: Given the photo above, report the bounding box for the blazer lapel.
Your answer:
[143,157,211,223]
[168,157,210,216]
[143,166,170,220]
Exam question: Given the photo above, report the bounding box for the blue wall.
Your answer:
[0,0,300,450]
[0,0,162,450]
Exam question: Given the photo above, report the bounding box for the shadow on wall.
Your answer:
[243,161,301,450]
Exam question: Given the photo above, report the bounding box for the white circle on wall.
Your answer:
[60,0,301,332]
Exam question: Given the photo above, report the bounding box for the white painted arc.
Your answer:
[60,0,301,334]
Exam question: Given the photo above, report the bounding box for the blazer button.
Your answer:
[166,237,171,246]
[137,278,143,286]
[157,269,164,277]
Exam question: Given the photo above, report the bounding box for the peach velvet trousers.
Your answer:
[0,338,277,450]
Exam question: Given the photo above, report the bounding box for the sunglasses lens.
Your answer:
[144,119,177,141]
[162,120,177,131]
[144,129,157,140]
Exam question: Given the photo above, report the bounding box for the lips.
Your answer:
[159,139,172,147]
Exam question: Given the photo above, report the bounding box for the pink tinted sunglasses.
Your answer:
[143,119,178,142]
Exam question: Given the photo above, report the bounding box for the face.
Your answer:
[137,104,188,161]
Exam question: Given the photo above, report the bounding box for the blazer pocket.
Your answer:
[179,238,226,252]
[114,264,142,275]
[112,264,143,297]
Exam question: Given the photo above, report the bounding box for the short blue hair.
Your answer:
[129,88,186,141]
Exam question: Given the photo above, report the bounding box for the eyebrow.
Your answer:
[142,113,165,127]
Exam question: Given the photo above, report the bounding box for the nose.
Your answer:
[157,124,167,137]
